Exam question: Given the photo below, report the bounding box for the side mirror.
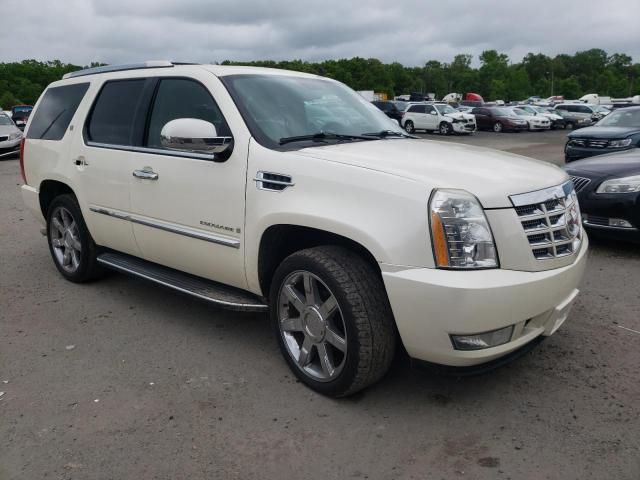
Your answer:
[160,118,232,156]
[430,111,438,115]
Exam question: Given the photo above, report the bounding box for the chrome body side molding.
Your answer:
[89,205,240,249]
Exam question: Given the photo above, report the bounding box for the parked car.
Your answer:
[471,107,528,132]
[11,105,33,130]
[511,108,551,130]
[0,112,23,158]
[564,106,640,162]
[20,61,587,397]
[564,149,640,242]
[516,105,566,129]
[457,106,474,114]
[371,100,405,124]
[553,104,599,129]
[402,102,476,134]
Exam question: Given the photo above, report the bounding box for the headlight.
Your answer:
[596,175,640,194]
[429,189,499,269]
[8,132,22,140]
[608,138,633,148]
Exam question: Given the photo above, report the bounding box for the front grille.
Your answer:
[511,182,582,260]
[570,175,591,193]
[570,138,609,148]
[0,136,8,142]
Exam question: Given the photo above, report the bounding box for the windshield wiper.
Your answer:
[279,132,375,145]
[361,130,415,139]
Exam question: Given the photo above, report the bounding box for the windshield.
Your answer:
[594,106,610,113]
[532,106,547,114]
[392,101,408,111]
[0,115,14,126]
[512,109,528,116]
[596,108,640,128]
[221,74,402,149]
[434,104,457,115]
[492,108,515,116]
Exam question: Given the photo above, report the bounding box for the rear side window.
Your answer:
[87,79,146,146]
[27,83,89,140]
[145,78,229,148]
[408,105,425,113]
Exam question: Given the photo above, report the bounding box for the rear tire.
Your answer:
[270,246,396,397]
[46,194,104,283]
[404,121,415,134]
[493,122,503,133]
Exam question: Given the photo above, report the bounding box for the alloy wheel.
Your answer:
[278,270,347,382]
[49,206,82,273]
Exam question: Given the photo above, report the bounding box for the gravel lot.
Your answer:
[1,131,639,480]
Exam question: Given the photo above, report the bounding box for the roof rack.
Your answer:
[62,60,176,79]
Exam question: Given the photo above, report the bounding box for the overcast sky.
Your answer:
[2,0,639,66]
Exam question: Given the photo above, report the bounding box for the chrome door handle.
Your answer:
[133,168,158,180]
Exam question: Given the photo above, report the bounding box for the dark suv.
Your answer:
[565,107,640,162]
[372,101,406,124]
[471,107,528,132]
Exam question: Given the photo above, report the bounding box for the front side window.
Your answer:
[424,105,435,114]
[146,78,230,148]
[87,79,146,146]
[221,74,400,149]
[27,83,89,140]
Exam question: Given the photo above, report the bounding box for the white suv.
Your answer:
[20,62,587,397]
[402,103,476,134]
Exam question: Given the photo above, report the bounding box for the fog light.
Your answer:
[450,325,514,351]
[609,218,633,228]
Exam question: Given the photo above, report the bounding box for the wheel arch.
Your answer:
[257,224,382,297]
[39,179,76,218]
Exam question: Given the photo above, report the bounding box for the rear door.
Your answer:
[71,78,152,257]
[127,74,249,290]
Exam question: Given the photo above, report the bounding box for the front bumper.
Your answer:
[578,190,640,241]
[0,138,21,158]
[452,122,476,134]
[565,144,636,162]
[381,237,588,366]
[529,123,551,130]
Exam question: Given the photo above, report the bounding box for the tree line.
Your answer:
[1,49,639,107]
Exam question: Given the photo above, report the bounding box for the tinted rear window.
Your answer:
[27,84,89,140]
[87,79,146,145]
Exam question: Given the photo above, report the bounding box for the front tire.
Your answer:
[46,194,103,283]
[404,120,415,134]
[439,122,453,135]
[270,246,396,397]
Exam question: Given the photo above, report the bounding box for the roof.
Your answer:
[62,61,323,81]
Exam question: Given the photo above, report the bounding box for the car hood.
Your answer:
[564,149,640,176]
[443,112,475,121]
[541,113,563,120]
[568,126,640,139]
[0,124,20,135]
[295,139,568,208]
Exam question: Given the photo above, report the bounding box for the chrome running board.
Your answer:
[97,252,268,312]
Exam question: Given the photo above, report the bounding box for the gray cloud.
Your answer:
[1,0,639,66]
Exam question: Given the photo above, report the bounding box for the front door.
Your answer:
[127,75,249,290]
[423,105,438,130]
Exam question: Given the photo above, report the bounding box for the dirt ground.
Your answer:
[1,131,639,479]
